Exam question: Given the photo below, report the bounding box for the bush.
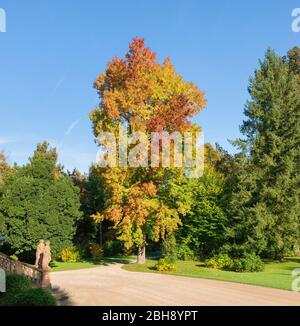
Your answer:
[162,234,177,263]
[154,258,176,272]
[0,273,31,306]
[10,255,18,261]
[230,253,264,272]
[60,246,81,263]
[90,242,103,262]
[205,253,233,270]
[11,288,57,306]
[103,240,123,257]
[0,273,57,306]
[177,243,194,261]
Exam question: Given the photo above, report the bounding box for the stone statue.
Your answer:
[34,240,52,288]
[35,240,45,269]
[42,240,51,272]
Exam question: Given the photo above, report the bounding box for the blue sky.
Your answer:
[0,0,299,172]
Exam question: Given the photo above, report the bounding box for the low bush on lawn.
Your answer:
[154,258,176,272]
[60,245,81,263]
[90,242,104,262]
[205,253,264,272]
[205,253,233,270]
[230,253,264,272]
[177,243,195,261]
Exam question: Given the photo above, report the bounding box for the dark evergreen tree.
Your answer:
[227,50,300,260]
[0,142,82,261]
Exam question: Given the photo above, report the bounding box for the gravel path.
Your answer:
[51,262,300,306]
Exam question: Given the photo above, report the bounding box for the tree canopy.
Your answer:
[225,49,300,259]
[0,142,82,259]
[90,38,206,262]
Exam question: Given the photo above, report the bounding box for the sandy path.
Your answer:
[51,263,300,306]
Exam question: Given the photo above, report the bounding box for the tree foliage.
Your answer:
[90,38,206,256]
[177,166,227,258]
[0,152,12,184]
[225,49,300,259]
[0,142,82,259]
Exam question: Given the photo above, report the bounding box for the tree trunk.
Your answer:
[137,244,146,264]
[99,223,103,247]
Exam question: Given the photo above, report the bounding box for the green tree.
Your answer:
[204,143,222,169]
[0,142,82,260]
[68,167,111,255]
[286,46,300,76]
[226,49,300,260]
[177,167,227,258]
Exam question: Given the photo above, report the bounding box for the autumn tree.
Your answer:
[90,38,206,263]
[0,152,12,184]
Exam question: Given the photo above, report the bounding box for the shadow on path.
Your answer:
[51,286,73,306]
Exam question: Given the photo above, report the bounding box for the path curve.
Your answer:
[51,263,300,306]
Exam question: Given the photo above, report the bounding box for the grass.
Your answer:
[123,257,300,291]
[51,256,134,272]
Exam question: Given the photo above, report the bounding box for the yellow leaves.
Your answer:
[91,38,206,135]
[89,38,207,249]
[91,212,105,224]
[132,226,144,247]
[150,204,182,242]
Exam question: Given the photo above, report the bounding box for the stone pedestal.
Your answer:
[41,270,51,289]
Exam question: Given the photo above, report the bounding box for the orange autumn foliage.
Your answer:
[90,38,206,249]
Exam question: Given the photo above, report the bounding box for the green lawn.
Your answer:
[123,257,300,291]
[51,256,134,272]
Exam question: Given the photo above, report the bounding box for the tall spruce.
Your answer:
[227,49,300,260]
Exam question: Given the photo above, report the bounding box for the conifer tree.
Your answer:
[227,50,300,260]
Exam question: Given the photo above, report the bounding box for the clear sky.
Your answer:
[0,0,299,172]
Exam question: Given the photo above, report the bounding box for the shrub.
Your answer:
[230,258,244,272]
[205,253,233,270]
[60,246,81,263]
[230,253,264,272]
[177,243,194,261]
[154,258,176,272]
[103,240,123,257]
[90,242,103,262]
[11,288,57,306]
[162,234,177,263]
[10,255,18,261]
[0,273,31,306]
